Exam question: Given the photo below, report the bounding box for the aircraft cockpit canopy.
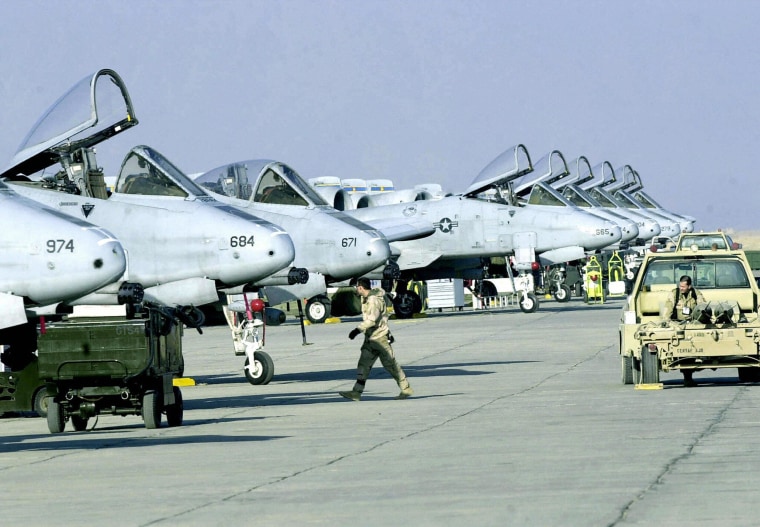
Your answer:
[195,160,329,207]
[513,150,569,197]
[526,183,572,207]
[115,146,209,199]
[465,144,533,198]
[1,69,137,180]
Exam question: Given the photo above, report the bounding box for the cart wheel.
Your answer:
[47,399,65,434]
[166,386,183,427]
[519,292,539,313]
[71,415,89,432]
[142,389,162,429]
[244,351,274,385]
[621,355,634,385]
[553,284,571,303]
[33,387,49,418]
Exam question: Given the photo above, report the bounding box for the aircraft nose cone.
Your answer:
[254,231,297,279]
[681,222,694,233]
[621,222,640,242]
[641,219,661,238]
[91,237,128,286]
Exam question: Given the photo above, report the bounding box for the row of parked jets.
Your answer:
[0,68,695,371]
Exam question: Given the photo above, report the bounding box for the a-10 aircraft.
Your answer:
[0,69,297,361]
[0,181,128,368]
[552,159,664,243]
[315,145,623,316]
[193,160,431,323]
[509,150,641,246]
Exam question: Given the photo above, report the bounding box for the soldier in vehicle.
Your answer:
[662,275,706,386]
[339,277,413,401]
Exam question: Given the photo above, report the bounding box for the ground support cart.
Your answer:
[37,304,202,433]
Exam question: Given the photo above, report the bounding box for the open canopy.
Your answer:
[464,144,532,197]
[2,69,137,179]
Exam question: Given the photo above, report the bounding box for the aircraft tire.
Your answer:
[305,296,331,324]
[393,292,419,319]
[166,386,183,427]
[47,399,65,434]
[142,389,162,429]
[553,284,571,303]
[245,351,274,385]
[519,292,539,313]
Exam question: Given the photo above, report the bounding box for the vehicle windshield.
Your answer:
[643,259,750,289]
[676,234,733,251]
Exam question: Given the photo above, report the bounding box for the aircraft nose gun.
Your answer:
[288,267,309,285]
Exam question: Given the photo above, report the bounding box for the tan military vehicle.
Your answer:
[619,231,760,385]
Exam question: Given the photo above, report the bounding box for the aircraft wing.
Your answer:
[357,216,436,242]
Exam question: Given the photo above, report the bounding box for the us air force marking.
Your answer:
[81,204,95,218]
[435,217,458,233]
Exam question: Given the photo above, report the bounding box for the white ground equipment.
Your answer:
[224,294,274,385]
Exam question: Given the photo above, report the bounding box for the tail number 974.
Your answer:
[230,235,255,247]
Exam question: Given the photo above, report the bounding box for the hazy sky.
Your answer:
[1,1,758,230]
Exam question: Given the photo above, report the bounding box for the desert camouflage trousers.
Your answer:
[352,337,410,393]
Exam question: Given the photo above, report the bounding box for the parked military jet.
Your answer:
[580,163,681,238]
[612,169,695,234]
[509,150,640,245]
[340,145,623,315]
[553,160,663,242]
[194,160,419,323]
[2,69,296,309]
[0,180,127,330]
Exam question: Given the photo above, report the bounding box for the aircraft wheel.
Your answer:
[142,389,162,429]
[71,415,89,432]
[393,292,419,319]
[480,280,498,298]
[166,386,183,427]
[244,351,274,385]
[305,296,331,324]
[553,284,571,303]
[519,292,539,313]
[47,399,65,434]
[641,347,660,384]
[621,355,634,385]
[33,387,49,417]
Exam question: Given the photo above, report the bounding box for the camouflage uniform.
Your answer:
[344,287,412,399]
[663,286,706,322]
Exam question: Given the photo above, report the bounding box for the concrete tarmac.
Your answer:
[2,297,759,526]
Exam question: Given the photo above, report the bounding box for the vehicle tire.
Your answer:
[480,280,498,298]
[621,355,634,385]
[33,387,49,417]
[641,347,660,384]
[305,296,331,324]
[574,282,583,297]
[393,292,419,319]
[142,389,162,429]
[553,284,571,303]
[738,367,760,383]
[47,399,65,434]
[632,357,642,384]
[519,292,539,313]
[71,415,88,432]
[244,351,274,385]
[166,386,183,427]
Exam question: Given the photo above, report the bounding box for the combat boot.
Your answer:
[396,386,414,399]
[339,390,362,401]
